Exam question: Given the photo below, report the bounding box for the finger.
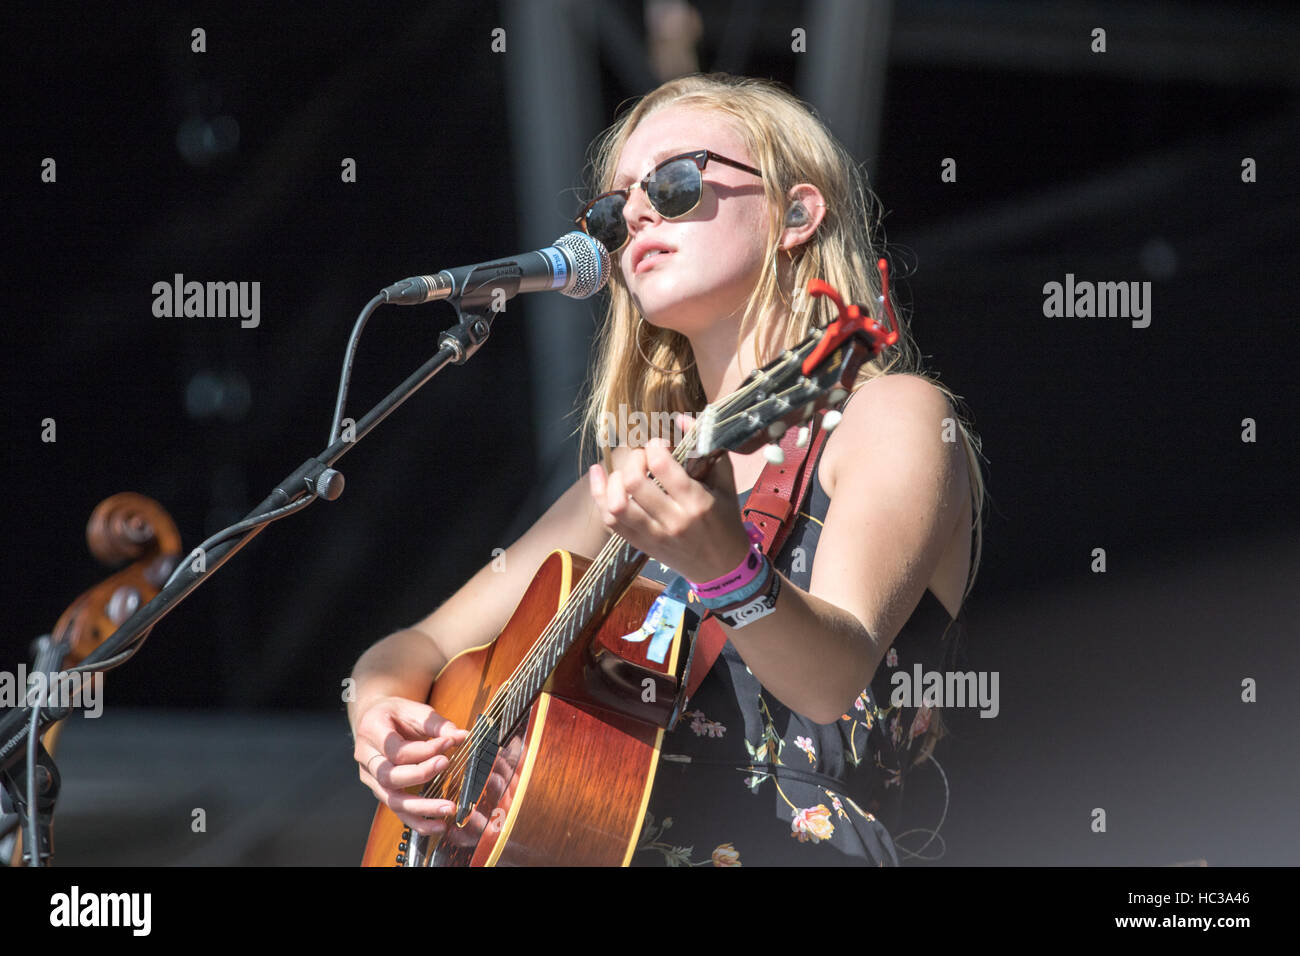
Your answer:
[396,812,448,837]
[390,799,454,837]
[372,722,463,767]
[365,734,445,766]
[358,719,464,773]
[382,751,458,790]
[357,748,390,782]
[618,448,676,517]
[606,469,667,535]
[387,791,458,820]
[382,698,463,740]
[360,766,459,831]
[408,705,470,743]
[618,446,652,495]
[701,445,739,498]
[428,715,470,743]
[358,746,442,792]
[643,437,699,502]
[672,412,697,448]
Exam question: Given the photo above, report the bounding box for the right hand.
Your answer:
[353,696,469,836]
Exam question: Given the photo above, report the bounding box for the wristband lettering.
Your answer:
[688,521,766,599]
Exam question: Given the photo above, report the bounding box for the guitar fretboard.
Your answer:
[495,538,651,737]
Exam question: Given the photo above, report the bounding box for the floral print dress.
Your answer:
[630,462,965,867]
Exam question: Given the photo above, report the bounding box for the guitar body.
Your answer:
[361,549,687,867]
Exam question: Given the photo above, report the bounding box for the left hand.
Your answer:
[588,432,751,584]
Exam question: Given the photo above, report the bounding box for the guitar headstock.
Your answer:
[687,273,899,463]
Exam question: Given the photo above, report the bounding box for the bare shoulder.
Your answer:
[808,372,972,632]
[821,373,961,499]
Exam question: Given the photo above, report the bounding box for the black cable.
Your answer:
[161,494,318,593]
[25,496,324,694]
[328,293,384,445]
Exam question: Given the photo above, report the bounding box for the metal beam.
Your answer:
[503,0,606,508]
[888,0,1300,88]
[796,0,894,180]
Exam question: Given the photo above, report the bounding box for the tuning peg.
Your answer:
[821,410,843,432]
[763,442,785,465]
[795,426,810,448]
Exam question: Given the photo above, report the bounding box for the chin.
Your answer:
[633,281,748,338]
[636,299,712,338]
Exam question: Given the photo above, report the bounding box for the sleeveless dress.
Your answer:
[629,453,966,867]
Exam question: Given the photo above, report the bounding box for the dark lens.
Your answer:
[647,158,702,218]
[585,194,628,250]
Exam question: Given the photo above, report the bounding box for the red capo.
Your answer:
[801,258,900,375]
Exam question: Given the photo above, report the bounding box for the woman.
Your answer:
[348,73,985,866]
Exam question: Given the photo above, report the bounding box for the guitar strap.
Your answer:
[679,405,839,707]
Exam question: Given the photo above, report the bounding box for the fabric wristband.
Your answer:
[688,521,766,601]
[714,568,782,629]
[694,556,773,611]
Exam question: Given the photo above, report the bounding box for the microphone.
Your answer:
[381,231,610,308]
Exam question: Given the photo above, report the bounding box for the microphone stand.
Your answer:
[0,291,505,864]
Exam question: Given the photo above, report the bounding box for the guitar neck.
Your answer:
[496,536,652,736]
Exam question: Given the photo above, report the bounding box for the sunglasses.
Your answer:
[575,149,763,253]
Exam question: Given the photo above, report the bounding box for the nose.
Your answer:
[622,181,660,239]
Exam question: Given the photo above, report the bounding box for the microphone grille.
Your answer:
[554,231,611,300]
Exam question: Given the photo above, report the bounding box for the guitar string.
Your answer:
[413,346,832,805]
[414,339,840,804]
[415,351,828,805]
[410,429,703,804]
[411,415,711,803]
[418,397,800,804]
[409,398,751,803]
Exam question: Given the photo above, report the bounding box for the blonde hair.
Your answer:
[575,73,987,616]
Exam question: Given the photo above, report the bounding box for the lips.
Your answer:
[630,239,675,275]
[637,248,676,274]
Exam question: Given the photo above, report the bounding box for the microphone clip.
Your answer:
[438,298,500,365]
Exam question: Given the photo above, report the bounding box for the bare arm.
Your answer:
[590,375,968,725]
[348,464,612,833]
[348,466,613,730]
[721,374,969,722]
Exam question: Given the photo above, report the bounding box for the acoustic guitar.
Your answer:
[361,280,892,866]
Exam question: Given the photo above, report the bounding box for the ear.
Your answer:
[779,183,826,252]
